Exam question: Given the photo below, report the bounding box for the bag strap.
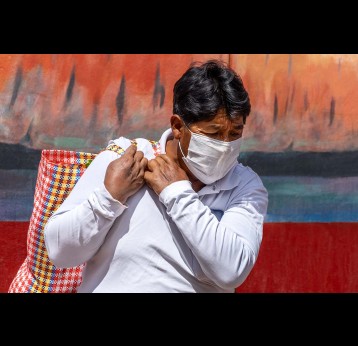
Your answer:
[105,139,137,156]
[105,139,161,157]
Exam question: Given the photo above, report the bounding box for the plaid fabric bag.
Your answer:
[8,140,160,293]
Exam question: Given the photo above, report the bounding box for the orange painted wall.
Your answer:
[0,54,228,151]
[232,54,358,152]
[0,54,356,152]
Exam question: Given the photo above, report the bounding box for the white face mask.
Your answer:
[179,127,242,185]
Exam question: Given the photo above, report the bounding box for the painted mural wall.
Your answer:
[232,54,358,152]
[0,54,357,223]
[1,54,357,152]
[0,54,228,150]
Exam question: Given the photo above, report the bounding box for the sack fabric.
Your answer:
[8,140,160,293]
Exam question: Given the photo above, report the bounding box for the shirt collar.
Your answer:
[159,128,173,154]
[198,165,240,195]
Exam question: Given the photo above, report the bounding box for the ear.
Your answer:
[170,115,185,140]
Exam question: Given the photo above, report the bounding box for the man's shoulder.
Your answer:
[223,163,265,190]
[235,162,259,176]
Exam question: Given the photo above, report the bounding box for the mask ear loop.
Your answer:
[178,118,192,159]
[180,117,194,134]
[178,139,186,159]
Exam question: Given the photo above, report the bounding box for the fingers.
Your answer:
[134,150,144,161]
[154,154,172,164]
[130,151,148,182]
[147,158,156,172]
[122,144,146,163]
[125,145,146,165]
[147,155,172,172]
[133,161,148,182]
[104,145,150,203]
[109,146,147,178]
[132,152,147,169]
[123,144,137,157]
[143,170,153,187]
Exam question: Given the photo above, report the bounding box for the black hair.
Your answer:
[173,59,251,125]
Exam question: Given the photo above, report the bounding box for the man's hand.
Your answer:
[104,145,148,204]
[144,154,189,195]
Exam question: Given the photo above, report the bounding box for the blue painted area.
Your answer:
[0,169,37,221]
[1,169,358,222]
[263,176,358,222]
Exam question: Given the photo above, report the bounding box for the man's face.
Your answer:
[170,110,245,184]
[180,109,245,157]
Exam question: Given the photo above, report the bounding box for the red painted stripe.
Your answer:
[1,222,358,293]
[0,222,28,293]
[237,222,358,293]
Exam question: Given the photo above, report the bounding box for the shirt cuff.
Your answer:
[159,180,193,206]
[91,183,128,219]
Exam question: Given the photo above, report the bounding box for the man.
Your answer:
[44,59,268,293]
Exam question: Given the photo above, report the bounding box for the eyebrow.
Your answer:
[206,124,244,130]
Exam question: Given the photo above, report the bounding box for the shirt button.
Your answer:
[212,185,216,191]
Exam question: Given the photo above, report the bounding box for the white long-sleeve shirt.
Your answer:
[44,129,268,293]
